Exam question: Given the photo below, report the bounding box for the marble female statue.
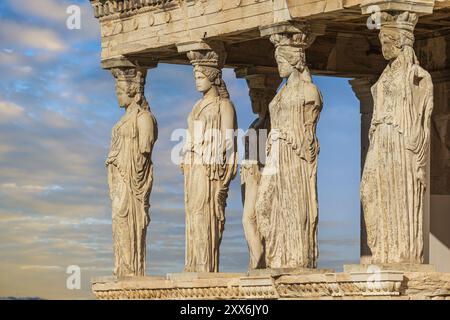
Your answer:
[181,50,238,272]
[106,67,158,276]
[255,31,323,269]
[241,75,280,270]
[360,12,433,264]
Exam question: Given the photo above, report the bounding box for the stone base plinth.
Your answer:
[91,269,450,300]
[247,268,334,277]
[166,272,246,281]
[344,264,436,273]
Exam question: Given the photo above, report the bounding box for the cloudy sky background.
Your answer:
[0,0,361,299]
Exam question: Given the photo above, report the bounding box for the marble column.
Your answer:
[429,71,450,271]
[349,77,377,262]
[105,61,158,277]
[414,28,450,272]
[359,10,434,265]
[177,41,238,272]
[256,22,325,269]
[430,72,450,196]
[235,66,282,270]
[349,78,376,173]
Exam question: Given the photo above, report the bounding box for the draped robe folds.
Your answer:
[255,71,322,269]
[361,52,434,264]
[107,106,157,276]
[183,96,238,272]
[241,116,270,206]
[240,115,270,269]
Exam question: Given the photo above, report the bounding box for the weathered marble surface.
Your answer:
[360,11,434,264]
[92,270,450,300]
[106,67,158,277]
[255,22,323,269]
[344,264,436,273]
[88,0,450,288]
[181,44,238,272]
[240,71,281,270]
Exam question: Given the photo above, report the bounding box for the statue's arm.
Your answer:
[304,83,323,109]
[220,100,238,184]
[137,112,157,155]
[303,84,323,162]
[411,69,434,184]
[221,101,236,144]
[368,83,378,142]
[303,83,323,129]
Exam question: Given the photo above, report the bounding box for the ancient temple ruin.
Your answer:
[89,0,450,300]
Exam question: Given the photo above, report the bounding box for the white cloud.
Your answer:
[7,0,100,43]
[0,101,24,122]
[0,51,21,65]
[0,183,63,192]
[17,66,33,74]
[0,21,68,52]
[40,109,74,129]
[8,0,69,24]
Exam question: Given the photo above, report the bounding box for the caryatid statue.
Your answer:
[106,67,158,277]
[240,72,281,270]
[256,24,323,269]
[360,11,434,264]
[181,46,238,272]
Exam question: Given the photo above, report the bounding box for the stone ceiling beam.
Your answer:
[100,55,158,70]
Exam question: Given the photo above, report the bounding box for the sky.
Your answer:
[0,0,361,299]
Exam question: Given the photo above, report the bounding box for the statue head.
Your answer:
[378,11,418,61]
[111,68,147,108]
[187,48,230,98]
[270,32,311,78]
[194,69,214,93]
[246,74,280,116]
[249,89,267,114]
[192,65,221,94]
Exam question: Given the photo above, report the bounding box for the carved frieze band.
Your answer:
[92,275,405,300]
[91,0,178,19]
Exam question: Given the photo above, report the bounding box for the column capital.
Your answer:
[235,66,282,91]
[259,21,325,48]
[360,0,435,15]
[176,40,227,70]
[110,66,147,86]
[349,77,377,114]
[176,40,225,54]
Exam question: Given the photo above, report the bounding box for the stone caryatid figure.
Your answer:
[182,46,238,272]
[240,73,281,270]
[361,11,433,264]
[106,67,158,277]
[255,25,323,269]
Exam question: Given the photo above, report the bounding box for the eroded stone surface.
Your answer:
[92,270,449,300]
[360,11,434,265]
[344,264,436,272]
[238,68,281,270]
[107,67,158,277]
[181,42,238,273]
[255,22,323,269]
[88,1,450,294]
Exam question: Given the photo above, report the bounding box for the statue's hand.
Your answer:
[216,185,228,211]
[180,161,185,175]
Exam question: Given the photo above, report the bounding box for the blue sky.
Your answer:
[0,0,361,299]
